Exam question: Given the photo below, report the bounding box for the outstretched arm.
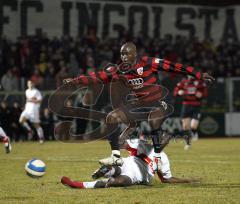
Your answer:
[151,58,215,83]
[158,173,201,184]
[63,66,119,85]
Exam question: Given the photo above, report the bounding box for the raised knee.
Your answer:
[106,114,119,124]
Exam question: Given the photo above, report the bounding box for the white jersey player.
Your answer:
[19,80,44,143]
[0,126,11,153]
[61,139,196,189]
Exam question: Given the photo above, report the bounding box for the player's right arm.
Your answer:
[63,66,119,85]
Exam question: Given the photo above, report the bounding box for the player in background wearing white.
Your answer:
[19,80,44,143]
[61,138,197,189]
[0,126,11,153]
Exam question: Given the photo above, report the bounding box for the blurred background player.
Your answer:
[0,126,11,153]
[174,76,208,150]
[19,80,44,143]
[61,138,198,189]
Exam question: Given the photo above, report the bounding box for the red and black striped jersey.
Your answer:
[72,56,203,104]
[174,78,208,106]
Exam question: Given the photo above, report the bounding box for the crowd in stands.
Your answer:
[1,31,240,91]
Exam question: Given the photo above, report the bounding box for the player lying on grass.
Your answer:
[61,137,198,189]
[0,126,11,153]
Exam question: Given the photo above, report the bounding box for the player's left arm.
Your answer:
[157,172,200,183]
[151,58,215,83]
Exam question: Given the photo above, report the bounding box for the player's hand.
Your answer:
[202,73,215,83]
[63,78,73,84]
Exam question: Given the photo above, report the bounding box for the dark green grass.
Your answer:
[0,138,240,204]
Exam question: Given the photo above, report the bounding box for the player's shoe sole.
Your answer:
[99,155,124,166]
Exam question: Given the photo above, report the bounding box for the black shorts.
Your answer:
[181,104,201,120]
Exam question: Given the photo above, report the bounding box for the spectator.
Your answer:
[10,101,24,141]
[41,108,54,140]
[55,61,70,87]
[0,101,12,138]
[1,69,18,91]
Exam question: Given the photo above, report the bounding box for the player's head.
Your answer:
[120,42,137,65]
[27,80,34,89]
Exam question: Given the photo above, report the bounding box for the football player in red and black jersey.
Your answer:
[64,42,214,169]
[174,76,208,150]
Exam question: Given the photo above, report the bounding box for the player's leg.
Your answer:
[180,105,193,150]
[191,119,199,141]
[148,102,172,169]
[0,127,12,153]
[19,111,33,139]
[92,165,121,179]
[32,109,44,143]
[182,117,192,150]
[61,176,108,189]
[61,175,132,189]
[191,108,201,141]
[61,165,130,189]
[99,109,133,166]
[33,123,44,144]
[105,175,132,187]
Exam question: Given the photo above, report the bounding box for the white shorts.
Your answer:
[120,156,154,185]
[0,127,7,137]
[20,109,40,123]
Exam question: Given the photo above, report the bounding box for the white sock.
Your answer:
[23,122,31,132]
[112,150,120,156]
[82,181,98,188]
[104,167,115,178]
[36,127,44,140]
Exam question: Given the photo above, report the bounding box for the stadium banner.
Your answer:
[198,113,225,137]
[162,113,225,137]
[225,113,240,136]
[1,0,240,43]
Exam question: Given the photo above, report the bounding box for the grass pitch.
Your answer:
[0,138,240,204]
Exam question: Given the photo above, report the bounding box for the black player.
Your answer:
[64,42,214,169]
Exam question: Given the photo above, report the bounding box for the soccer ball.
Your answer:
[25,159,46,177]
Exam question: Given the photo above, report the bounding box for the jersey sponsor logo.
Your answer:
[128,78,144,89]
[187,87,197,94]
[137,67,143,75]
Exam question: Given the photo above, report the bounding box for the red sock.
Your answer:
[61,176,85,189]
[71,181,85,189]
